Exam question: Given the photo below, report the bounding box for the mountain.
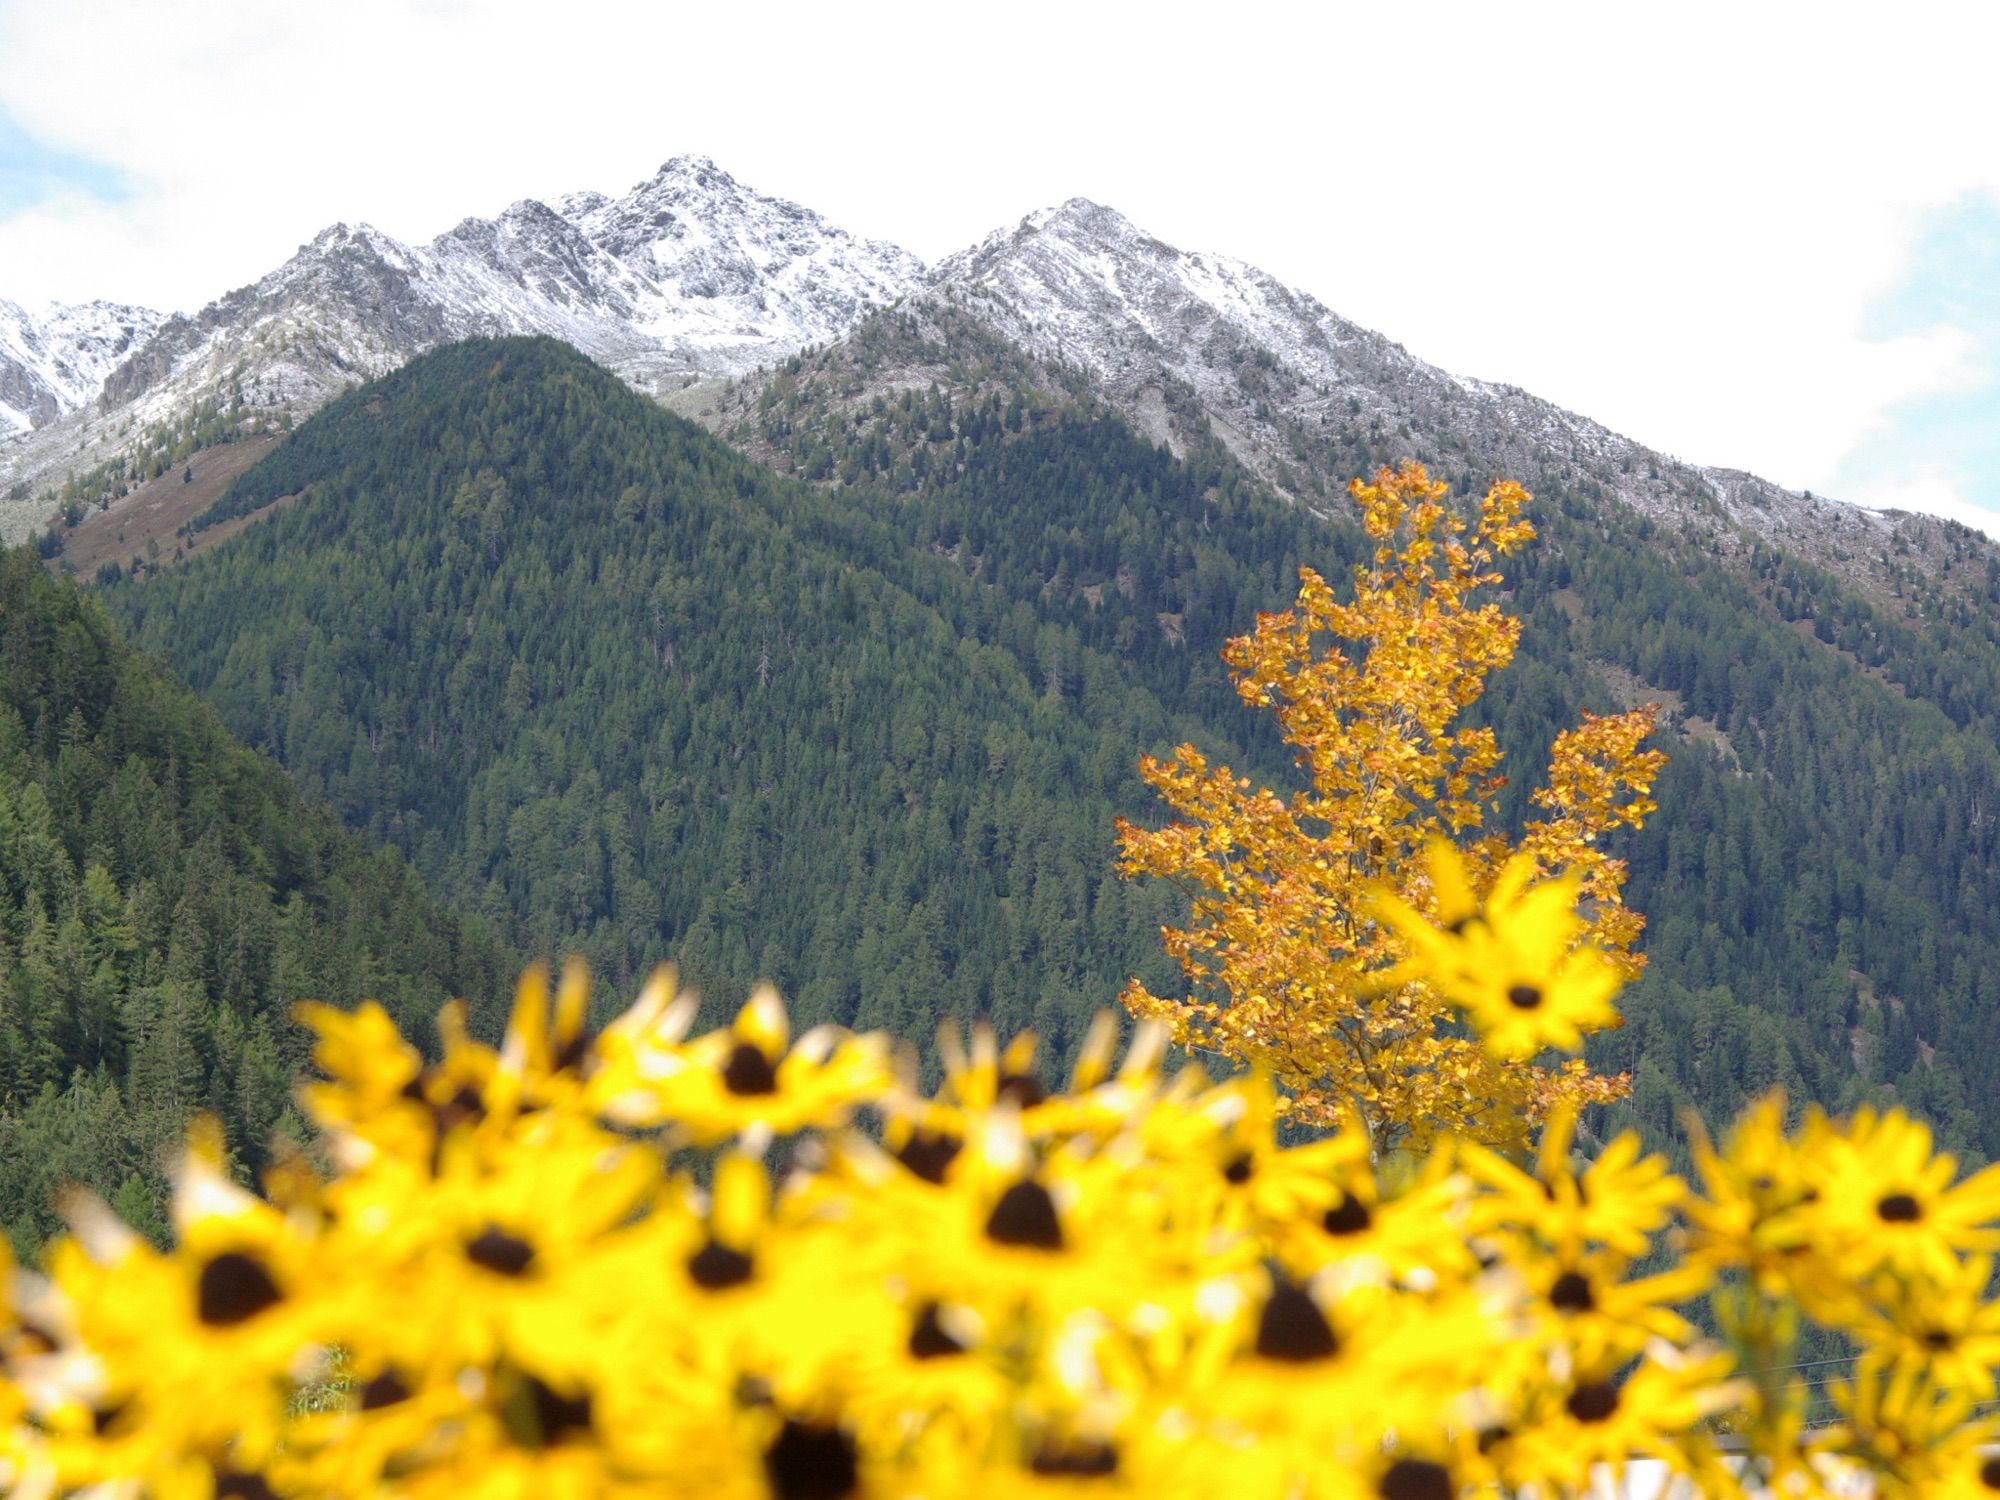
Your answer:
[0,546,512,1248]
[716,196,1983,619]
[695,305,2000,1166]
[0,156,921,540]
[5,159,1980,609]
[0,298,163,435]
[107,338,1213,1052]
[103,336,2000,1173]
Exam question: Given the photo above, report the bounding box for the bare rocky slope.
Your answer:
[3,159,1985,616]
[712,196,1993,621]
[0,298,163,436]
[0,156,921,540]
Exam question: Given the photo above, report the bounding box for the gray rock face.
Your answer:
[1,161,1966,592]
[916,198,1976,592]
[0,156,925,532]
[0,298,164,434]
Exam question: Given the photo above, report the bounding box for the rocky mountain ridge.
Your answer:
[0,156,921,536]
[1,158,1980,607]
[0,298,163,436]
[719,195,1991,618]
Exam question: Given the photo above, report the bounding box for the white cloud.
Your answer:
[1,0,1998,514]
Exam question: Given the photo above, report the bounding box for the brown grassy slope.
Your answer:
[55,434,285,577]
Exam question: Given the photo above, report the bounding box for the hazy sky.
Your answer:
[2,0,1997,531]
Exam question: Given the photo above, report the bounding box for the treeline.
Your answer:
[105,333,2000,1174]
[113,340,1199,1067]
[34,383,287,550]
[0,548,510,1249]
[743,316,2000,1169]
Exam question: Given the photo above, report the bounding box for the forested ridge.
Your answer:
[730,317,2000,1165]
[100,334,2000,1173]
[113,340,1202,1064]
[0,548,511,1248]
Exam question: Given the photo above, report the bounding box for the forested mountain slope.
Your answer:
[716,313,2000,1163]
[0,548,511,1248]
[109,336,2000,1169]
[109,338,1207,1059]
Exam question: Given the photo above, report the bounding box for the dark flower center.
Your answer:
[722,1041,780,1096]
[1322,1193,1373,1235]
[764,1419,860,1500]
[1923,1327,1956,1351]
[510,1374,592,1447]
[1981,1455,2000,1490]
[359,1370,414,1410]
[434,1084,485,1133]
[196,1251,284,1326]
[465,1226,536,1277]
[1566,1381,1620,1423]
[1030,1441,1119,1477]
[996,1071,1046,1109]
[1549,1270,1595,1313]
[1223,1151,1256,1185]
[984,1180,1064,1250]
[1507,983,1544,1010]
[908,1301,968,1359]
[895,1129,962,1184]
[1379,1457,1454,1500]
[212,1469,278,1500]
[12,1320,58,1355]
[1255,1281,1339,1362]
[1877,1192,1922,1223]
[91,1401,128,1435]
[688,1239,756,1290]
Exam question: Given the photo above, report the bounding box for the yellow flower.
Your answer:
[1374,840,1624,1060]
[317,1108,659,1385]
[1187,1264,1508,1470]
[1522,1249,1707,1370]
[895,1118,1181,1327]
[45,1120,327,1482]
[1462,1109,1683,1260]
[1815,1107,2000,1281]
[1853,1254,2000,1400]
[1501,1348,1746,1490]
[838,1295,1012,1460]
[590,977,890,1143]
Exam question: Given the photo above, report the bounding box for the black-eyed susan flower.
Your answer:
[1520,1248,1707,1369]
[1815,1107,2000,1282]
[1462,1108,1682,1260]
[1374,840,1623,1059]
[1503,1349,1745,1489]
[590,979,890,1144]
[1852,1253,2000,1400]
[46,1120,328,1480]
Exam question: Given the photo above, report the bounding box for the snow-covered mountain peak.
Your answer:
[306,221,396,253]
[554,189,610,222]
[653,153,729,185]
[567,158,925,349]
[578,156,921,280]
[1029,196,1144,239]
[0,297,164,435]
[0,155,929,529]
[920,200,1715,521]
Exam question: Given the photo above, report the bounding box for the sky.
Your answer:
[1,0,1998,531]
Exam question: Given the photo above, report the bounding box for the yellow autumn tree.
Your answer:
[1117,461,1664,1158]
